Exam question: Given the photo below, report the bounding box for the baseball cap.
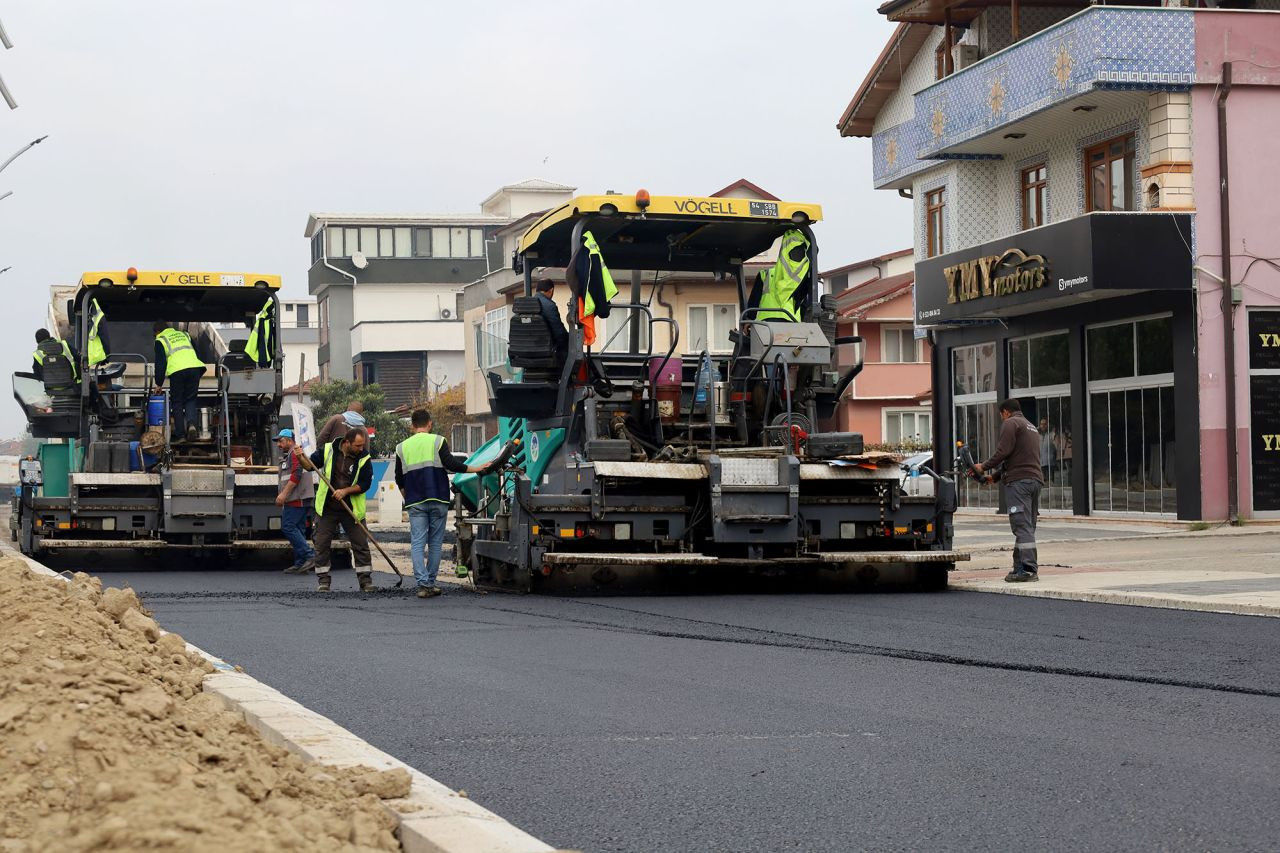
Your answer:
[273,428,295,440]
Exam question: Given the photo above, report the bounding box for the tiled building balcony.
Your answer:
[872,6,1194,188]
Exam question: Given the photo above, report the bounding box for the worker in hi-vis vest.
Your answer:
[31,328,79,386]
[755,228,812,322]
[394,408,490,598]
[152,321,207,441]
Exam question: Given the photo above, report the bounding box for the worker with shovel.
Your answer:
[296,427,376,593]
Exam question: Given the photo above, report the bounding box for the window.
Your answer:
[414,228,433,257]
[687,304,737,354]
[885,409,932,446]
[1087,315,1173,381]
[432,228,451,258]
[952,342,996,396]
[393,227,412,258]
[470,229,485,258]
[378,228,394,258]
[451,424,487,455]
[1008,331,1069,390]
[1021,164,1047,230]
[597,309,651,354]
[311,232,325,265]
[296,304,310,328]
[344,227,360,256]
[925,188,945,258]
[359,227,377,257]
[1085,133,1136,212]
[881,325,923,363]
[934,31,958,80]
[481,307,509,370]
[361,362,377,385]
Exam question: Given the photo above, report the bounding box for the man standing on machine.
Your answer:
[152,321,207,442]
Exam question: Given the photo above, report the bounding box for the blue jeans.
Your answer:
[281,504,314,567]
[409,502,449,588]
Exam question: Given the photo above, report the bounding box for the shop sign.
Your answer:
[944,248,1048,305]
[1250,311,1280,511]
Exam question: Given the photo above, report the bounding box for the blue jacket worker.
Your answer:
[534,278,569,361]
[394,408,488,598]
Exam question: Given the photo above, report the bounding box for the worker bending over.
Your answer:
[298,427,375,593]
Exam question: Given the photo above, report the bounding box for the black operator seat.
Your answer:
[508,296,561,374]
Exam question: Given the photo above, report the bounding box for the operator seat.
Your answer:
[507,296,561,378]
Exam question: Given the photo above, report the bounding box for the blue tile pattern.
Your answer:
[871,7,1194,189]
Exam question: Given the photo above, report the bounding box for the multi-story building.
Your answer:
[304,181,577,411]
[460,180,788,444]
[823,249,932,446]
[840,1,1280,520]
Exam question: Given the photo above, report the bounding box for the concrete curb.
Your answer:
[949,581,1280,618]
[956,525,1280,556]
[0,539,559,853]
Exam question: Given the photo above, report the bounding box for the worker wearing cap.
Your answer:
[153,321,207,441]
[297,427,375,593]
[274,428,316,575]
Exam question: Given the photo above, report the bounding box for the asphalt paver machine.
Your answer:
[455,192,966,592]
[11,269,289,562]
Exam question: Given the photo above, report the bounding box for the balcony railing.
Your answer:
[871,6,1194,188]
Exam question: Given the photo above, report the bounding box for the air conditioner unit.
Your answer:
[952,44,980,70]
[440,308,453,319]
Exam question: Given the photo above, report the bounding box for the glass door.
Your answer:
[952,342,998,509]
[1008,331,1072,511]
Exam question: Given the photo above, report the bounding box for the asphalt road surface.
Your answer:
[103,568,1280,853]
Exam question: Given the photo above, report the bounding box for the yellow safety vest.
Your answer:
[155,328,205,376]
[315,442,371,521]
[244,299,274,367]
[87,299,107,366]
[581,230,619,317]
[757,229,811,322]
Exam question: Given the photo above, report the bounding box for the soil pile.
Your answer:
[0,557,406,851]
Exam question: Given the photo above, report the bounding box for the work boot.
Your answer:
[186,425,199,442]
[357,572,375,593]
[416,586,443,599]
[284,557,316,575]
[316,572,331,592]
[1004,570,1037,583]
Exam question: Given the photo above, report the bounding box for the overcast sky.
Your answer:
[0,0,907,437]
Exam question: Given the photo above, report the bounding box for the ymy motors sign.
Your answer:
[913,212,1193,325]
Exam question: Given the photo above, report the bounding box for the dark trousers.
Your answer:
[1006,479,1042,574]
[281,504,314,567]
[313,506,371,572]
[168,366,205,435]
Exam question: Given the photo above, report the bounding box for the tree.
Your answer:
[307,380,409,457]
[409,384,467,445]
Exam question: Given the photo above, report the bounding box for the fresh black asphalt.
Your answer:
[102,568,1280,853]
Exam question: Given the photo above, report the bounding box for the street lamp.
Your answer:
[0,16,15,110]
[0,136,48,176]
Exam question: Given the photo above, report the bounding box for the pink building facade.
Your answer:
[825,253,933,447]
[840,2,1280,519]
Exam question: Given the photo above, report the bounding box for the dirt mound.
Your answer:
[0,557,404,851]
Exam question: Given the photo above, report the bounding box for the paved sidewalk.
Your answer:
[951,513,1280,617]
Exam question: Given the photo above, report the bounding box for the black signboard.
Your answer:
[1251,374,1280,511]
[914,212,1193,324]
[1248,311,1280,370]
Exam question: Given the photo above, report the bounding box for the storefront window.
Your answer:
[1086,315,1176,514]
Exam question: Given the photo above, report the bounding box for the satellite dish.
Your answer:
[351,251,368,270]
[427,362,449,387]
